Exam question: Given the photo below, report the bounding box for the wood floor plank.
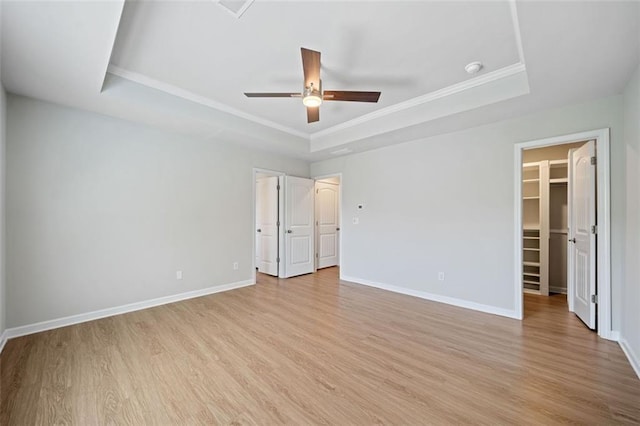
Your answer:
[1,267,639,424]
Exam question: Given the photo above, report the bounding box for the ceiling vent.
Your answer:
[216,0,255,18]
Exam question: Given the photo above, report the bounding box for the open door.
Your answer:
[283,176,315,278]
[315,181,340,269]
[256,176,279,276]
[569,140,596,329]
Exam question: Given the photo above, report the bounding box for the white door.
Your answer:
[569,140,596,329]
[284,176,315,278]
[256,176,279,276]
[315,181,340,269]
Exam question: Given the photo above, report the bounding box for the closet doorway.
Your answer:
[253,170,342,282]
[315,175,341,270]
[514,129,613,340]
[254,169,285,278]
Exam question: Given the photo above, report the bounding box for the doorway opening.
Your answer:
[514,129,613,340]
[253,170,343,283]
[315,175,341,271]
[253,169,285,282]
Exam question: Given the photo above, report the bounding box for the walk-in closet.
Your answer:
[521,141,587,295]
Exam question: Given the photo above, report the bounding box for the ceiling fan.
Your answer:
[244,48,381,123]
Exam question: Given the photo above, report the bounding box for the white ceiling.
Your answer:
[110,1,520,133]
[1,1,638,161]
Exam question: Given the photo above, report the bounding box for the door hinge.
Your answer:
[591,225,597,234]
[315,253,318,258]
[316,189,319,194]
[276,257,280,263]
[277,184,281,190]
[590,156,597,166]
[591,294,598,304]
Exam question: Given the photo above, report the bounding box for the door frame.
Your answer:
[513,128,613,340]
[312,173,343,272]
[252,168,286,282]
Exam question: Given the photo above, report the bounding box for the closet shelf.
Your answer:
[523,196,540,200]
[523,261,540,267]
[523,280,540,286]
[523,162,541,168]
[550,178,568,184]
[523,179,540,183]
[523,272,541,277]
[523,236,540,240]
[523,248,540,252]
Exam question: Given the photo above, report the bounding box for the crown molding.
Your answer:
[310,62,527,141]
[107,64,309,139]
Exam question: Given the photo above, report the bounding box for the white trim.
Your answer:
[619,338,640,380]
[514,128,613,340]
[311,63,527,140]
[3,279,254,341]
[341,275,519,320]
[514,145,524,319]
[109,62,527,147]
[0,330,8,354]
[107,65,308,139]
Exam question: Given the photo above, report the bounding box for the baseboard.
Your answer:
[2,279,255,344]
[619,337,640,380]
[340,275,519,319]
[549,286,567,294]
[0,329,7,354]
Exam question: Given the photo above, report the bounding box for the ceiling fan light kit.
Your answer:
[302,84,322,107]
[244,47,382,123]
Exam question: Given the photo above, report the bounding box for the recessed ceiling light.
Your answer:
[465,61,483,75]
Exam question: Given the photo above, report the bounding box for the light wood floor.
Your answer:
[1,267,639,424]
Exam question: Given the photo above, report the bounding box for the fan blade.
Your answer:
[301,48,321,90]
[323,91,381,103]
[244,92,300,98]
[307,107,319,123]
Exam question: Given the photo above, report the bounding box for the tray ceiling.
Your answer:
[109,1,522,135]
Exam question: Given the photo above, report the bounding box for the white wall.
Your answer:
[0,84,6,338]
[622,63,640,375]
[6,95,308,328]
[0,2,6,339]
[311,95,625,323]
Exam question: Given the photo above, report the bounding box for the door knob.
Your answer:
[287,230,293,233]
[569,238,576,243]
[336,227,340,231]
[257,229,262,233]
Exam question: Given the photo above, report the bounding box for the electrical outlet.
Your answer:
[438,272,445,281]
[176,270,183,280]
[233,262,239,270]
